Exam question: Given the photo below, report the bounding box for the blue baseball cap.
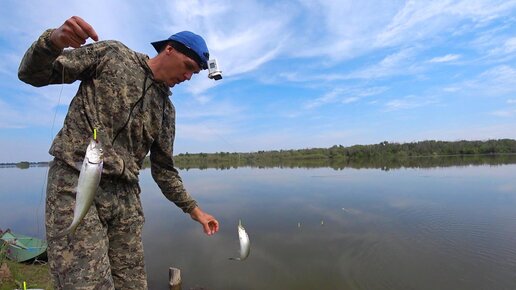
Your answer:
[151,31,210,70]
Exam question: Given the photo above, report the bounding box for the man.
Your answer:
[18,16,219,289]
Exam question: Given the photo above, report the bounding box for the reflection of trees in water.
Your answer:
[165,139,516,170]
[168,154,516,171]
[15,162,30,169]
[0,162,49,169]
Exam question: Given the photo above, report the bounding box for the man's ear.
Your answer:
[161,44,174,55]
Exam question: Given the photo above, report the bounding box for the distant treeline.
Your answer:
[4,139,516,170]
[142,139,516,170]
[0,161,49,169]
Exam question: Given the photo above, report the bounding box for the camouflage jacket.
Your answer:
[18,29,197,213]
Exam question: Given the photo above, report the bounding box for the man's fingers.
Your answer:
[211,220,219,232]
[203,224,212,235]
[73,16,99,42]
[50,16,98,49]
[65,35,83,49]
[202,220,219,235]
[189,207,219,235]
[206,220,219,235]
[66,30,87,47]
[68,18,90,42]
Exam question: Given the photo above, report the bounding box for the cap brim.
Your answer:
[151,40,169,53]
[151,39,208,70]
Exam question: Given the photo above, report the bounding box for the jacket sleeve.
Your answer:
[18,29,98,87]
[150,102,198,213]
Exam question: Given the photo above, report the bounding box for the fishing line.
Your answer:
[33,40,235,239]
[36,64,67,241]
[35,41,123,240]
[101,41,242,161]
[196,121,242,162]
[50,65,66,140]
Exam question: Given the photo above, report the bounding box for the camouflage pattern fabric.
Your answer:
[19,29,200,289]
[19,29,198,213]
[46,159,146,289]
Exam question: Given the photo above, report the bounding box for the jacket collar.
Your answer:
[134,52,172,96]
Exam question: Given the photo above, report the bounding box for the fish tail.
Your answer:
[66,232,75,244]
[53,225,77,242]
[53,228,70,240]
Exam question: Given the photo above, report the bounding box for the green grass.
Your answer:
[0,260,53,290]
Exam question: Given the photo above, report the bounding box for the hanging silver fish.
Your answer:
[229,220,250,261]
[56,139,103,239]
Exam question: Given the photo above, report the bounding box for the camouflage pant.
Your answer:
[46,159,147,290]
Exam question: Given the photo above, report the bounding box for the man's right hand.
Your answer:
[50,16,99,49]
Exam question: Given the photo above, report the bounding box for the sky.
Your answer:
[1,0,516,162]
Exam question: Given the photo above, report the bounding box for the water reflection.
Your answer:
[174,153,516,171]
[0,167,47,238]
[141,166,516,289]
[1,164,516,289]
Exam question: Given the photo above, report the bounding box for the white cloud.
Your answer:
[305,88,343,109]
[376,1,452,46]
[383,95,438,111]
[177,100,244,120]
[175,120,248,153]
[445,65,516,97]
[349,48,419,80]
[0,99,26,129]
[3,0,516,160]
[473,65,516,95]
[485,37,516,61]
[184,74,219,96]
[428,54,461,63]
[293,0,403,60]
[160,0,293,82]
[343,97,360,104]
[376,0,516,47]
[490,109,516,117]
[218,128,362,152]
[192,94,213,105]
[502,37,516,53]
[414,123,516,141]
[277,49,414,85]
[177,122,233,142]
[173,1,229,19]
[304,86,387,109]
[0,83,76,129]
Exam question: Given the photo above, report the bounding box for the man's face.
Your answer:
[162,45,201,87]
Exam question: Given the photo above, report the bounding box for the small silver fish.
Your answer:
[229,220,250,261]
[56,139,103,239]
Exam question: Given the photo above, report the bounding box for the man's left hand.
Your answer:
[189,207,219,236]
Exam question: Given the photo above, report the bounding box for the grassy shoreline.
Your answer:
[0,260,52,290]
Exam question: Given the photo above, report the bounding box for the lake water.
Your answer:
[1,163,515,289]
